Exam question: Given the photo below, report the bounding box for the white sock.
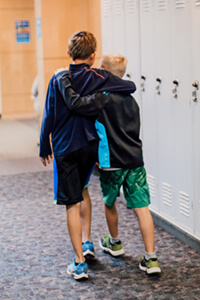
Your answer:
[109,235,120,244]
[145,251,157,260]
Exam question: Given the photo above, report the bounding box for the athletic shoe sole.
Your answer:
[139,263,161,274]
[67,269,89,280]
[99,239,125,257]
[83,249,96,260]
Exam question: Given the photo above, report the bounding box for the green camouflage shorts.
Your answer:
[98,166,150,209]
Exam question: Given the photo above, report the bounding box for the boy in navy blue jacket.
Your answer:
[39,31,136,280]
[56,53,161,275]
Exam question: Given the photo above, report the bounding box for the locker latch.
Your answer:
[192,80,199,103]
[141,75,146,92]
[155,77,162,95]
[172,79,179,99]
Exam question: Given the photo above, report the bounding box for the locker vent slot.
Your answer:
[162,183,172,207]
[142,0,151,12]
[195,0,200,6]
[179,191,190,218]
[127,0,136,13]
[103,0,111,16]
[175,0,185,9]
[158,0,167,11]
[147,174,156,199]
[114,0,123,15]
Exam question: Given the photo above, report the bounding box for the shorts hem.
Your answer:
[56,198,83,206]
[126,201,151,209]
[104,200,116,207]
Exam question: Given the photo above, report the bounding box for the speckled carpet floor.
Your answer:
[0,170,200,300]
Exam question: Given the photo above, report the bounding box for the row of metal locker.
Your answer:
[101,0,200,240]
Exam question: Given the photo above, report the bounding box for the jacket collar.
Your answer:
[69,63,90,71]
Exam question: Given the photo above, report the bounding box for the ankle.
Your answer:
[75,255,86,264]
[109,235,120,244]
[82,239,92,244]
[145,251,157,260]
[75,259,86,265]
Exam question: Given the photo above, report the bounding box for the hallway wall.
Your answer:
[0,0,102,119]
[0,0,37,119]
[34,0,102,118]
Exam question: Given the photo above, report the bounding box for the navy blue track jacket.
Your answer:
[39,63,136,157]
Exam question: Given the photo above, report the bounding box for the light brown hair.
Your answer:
[99,53,127,78]
[68,31,97,60]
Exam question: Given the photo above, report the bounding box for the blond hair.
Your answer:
[99,53,127,78]
[68,31,97,60]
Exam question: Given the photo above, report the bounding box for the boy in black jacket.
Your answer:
[56,53,161,275]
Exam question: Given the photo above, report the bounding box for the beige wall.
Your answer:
[0,0,102,119]
[0,0,37,119]
[34,0,102,118]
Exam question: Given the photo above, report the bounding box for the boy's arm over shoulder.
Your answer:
[56,71,104,117]
[39,76,55,158]
[92,68,137,95]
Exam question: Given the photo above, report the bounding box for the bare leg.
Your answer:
[134,206,155,253]
[66,203,85,263]
[104,201,118,238]
[81,188,92,243]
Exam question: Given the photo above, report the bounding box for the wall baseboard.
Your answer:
[1,112,37,120]
[151,210,200,253]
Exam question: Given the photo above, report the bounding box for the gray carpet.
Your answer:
[0,171,200,300]
[0,118,199,299]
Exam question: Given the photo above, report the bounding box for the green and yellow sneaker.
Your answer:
[139,255,161,274]
[99,235,124,257]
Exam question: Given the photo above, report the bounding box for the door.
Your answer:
[112,0,126,55]
[191,0,200,238]
[139,0,159,211]
[171,0,194,233]
[154,1,175,221]
[101,0,126,55]
[101,0,113,54]
[124,0,141,104]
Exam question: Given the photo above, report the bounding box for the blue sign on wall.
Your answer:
[36,18,42,38]
[16,20,30,44]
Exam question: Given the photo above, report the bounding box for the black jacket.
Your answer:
[56,71,144,169]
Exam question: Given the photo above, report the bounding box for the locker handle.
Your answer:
[192,80,199,103]
[173,79,179,86]
[192,80,199,90]
[141,75,146,92]
[156,77,162,84]
[155,77,162,95]
[172,79,179,99]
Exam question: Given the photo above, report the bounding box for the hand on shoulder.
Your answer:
[54,67,68,76]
